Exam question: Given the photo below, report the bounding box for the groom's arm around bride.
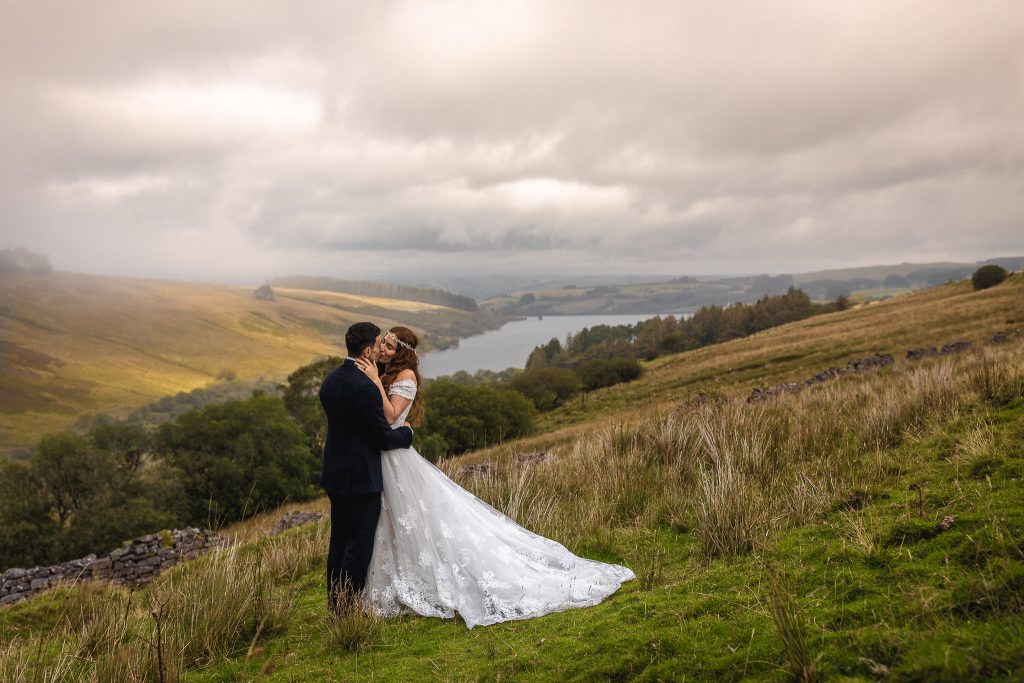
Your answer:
[319,322,413,612]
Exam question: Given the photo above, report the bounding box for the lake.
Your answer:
[421,313,679,377]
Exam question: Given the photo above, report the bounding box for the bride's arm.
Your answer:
[355,359,413,423]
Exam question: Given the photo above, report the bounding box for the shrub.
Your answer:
[508,367,581,410]
[282,356,344,457]
[972,264,1008,291]
[575,358,643,391]
[156,396,319,526]
[421,380,534,455]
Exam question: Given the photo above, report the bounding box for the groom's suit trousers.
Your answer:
[327,490,381,608]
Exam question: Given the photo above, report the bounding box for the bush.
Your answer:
[421,380,535,455]
[156,396,318,526]
[508,367,581,410]
[972,264,1008,291]
[282,356,344,457]
[1,422,188,569]
[575,358,644,391]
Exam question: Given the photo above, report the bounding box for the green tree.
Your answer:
[972,264,1008,291]
[508,368,581,411]
[156,396,318,526]
[14,428,186,563]
[89,419,150,471]
[282,356,344,457]
[421,380,534,455]
[0,460,60,569]
[575,359,644,391]
[32,433,115,529]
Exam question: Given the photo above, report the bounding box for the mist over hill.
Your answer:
[475,256,1024,316]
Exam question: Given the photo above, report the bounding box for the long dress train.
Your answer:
[363,379,634,629]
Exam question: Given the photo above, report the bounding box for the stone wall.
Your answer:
[0,527,225,607]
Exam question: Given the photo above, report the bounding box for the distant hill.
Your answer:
[0,272,503,457]
[482,257,1023,315]
[271,275,478,311]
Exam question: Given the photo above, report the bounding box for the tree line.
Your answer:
[2,356,550,570]
[270,275,478,311]
[0,397,318,570]
[527,287,836,368]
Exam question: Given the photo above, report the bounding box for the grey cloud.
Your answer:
[1,1,1022,281]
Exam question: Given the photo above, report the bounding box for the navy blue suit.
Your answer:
[319,359,413,607]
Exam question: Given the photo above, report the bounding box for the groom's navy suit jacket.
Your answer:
[319,359,414,496]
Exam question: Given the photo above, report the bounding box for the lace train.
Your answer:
[364,446,635,628]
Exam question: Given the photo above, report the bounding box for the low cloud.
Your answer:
[1,1,1022,280]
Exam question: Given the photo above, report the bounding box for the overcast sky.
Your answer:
[1,1,1022,283]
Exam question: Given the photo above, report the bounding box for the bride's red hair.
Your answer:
[382,326,424,427]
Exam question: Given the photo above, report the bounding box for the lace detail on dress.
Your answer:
[364,442,634,629]
[387,379,417,427]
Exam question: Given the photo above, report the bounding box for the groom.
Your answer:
[319,322,414,613]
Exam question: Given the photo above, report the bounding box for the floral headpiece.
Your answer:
[384,330,418,356]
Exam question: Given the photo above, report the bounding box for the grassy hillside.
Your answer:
[0,272,495,457]
[1,277,1022,680]
[482,260,1023,316]
[482,279,745,315]
[517,274,1024,440]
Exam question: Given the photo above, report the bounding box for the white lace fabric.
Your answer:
[364,379,635,629]
[387,378,417,426]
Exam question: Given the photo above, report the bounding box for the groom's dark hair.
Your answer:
[345,322,381,357]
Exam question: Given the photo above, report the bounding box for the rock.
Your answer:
[30,578,48,590]
[3,568,27,581]
[940,340,971,355]
[859,657,890,678]
[906,347,938,361]
[937,515,956,531]
[805,367,847,385]
[461,461,493,476]
[519,451,555,466]
[989,331,1009,345]
[270,511,327,536]
[0,594,25,606]
[847,354,894,372]
[747,382,801,403]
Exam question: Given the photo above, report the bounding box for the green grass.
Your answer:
[175,398,1024,681]
[3,357,1023,680]
[3,276,1023,681]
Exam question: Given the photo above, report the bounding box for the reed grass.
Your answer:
[2,324,1022,679]
[763,565,820,682]
[322,599,385,654]
[445,341,1024,565]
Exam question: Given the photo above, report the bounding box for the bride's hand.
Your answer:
[355,357,381,382]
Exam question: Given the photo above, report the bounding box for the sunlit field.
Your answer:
[0,273,482,456]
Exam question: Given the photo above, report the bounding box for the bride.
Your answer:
[353,326,634,629]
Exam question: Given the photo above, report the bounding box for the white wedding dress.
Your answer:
[364,379,634,629]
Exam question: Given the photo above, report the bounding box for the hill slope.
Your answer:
[0,272,495,456]
[1,276,1022,680]
[519,274,1024,439]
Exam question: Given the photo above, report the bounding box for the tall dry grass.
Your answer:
[0,522,330,682]
[4,342,1021,679]
[445,342,1024,561]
